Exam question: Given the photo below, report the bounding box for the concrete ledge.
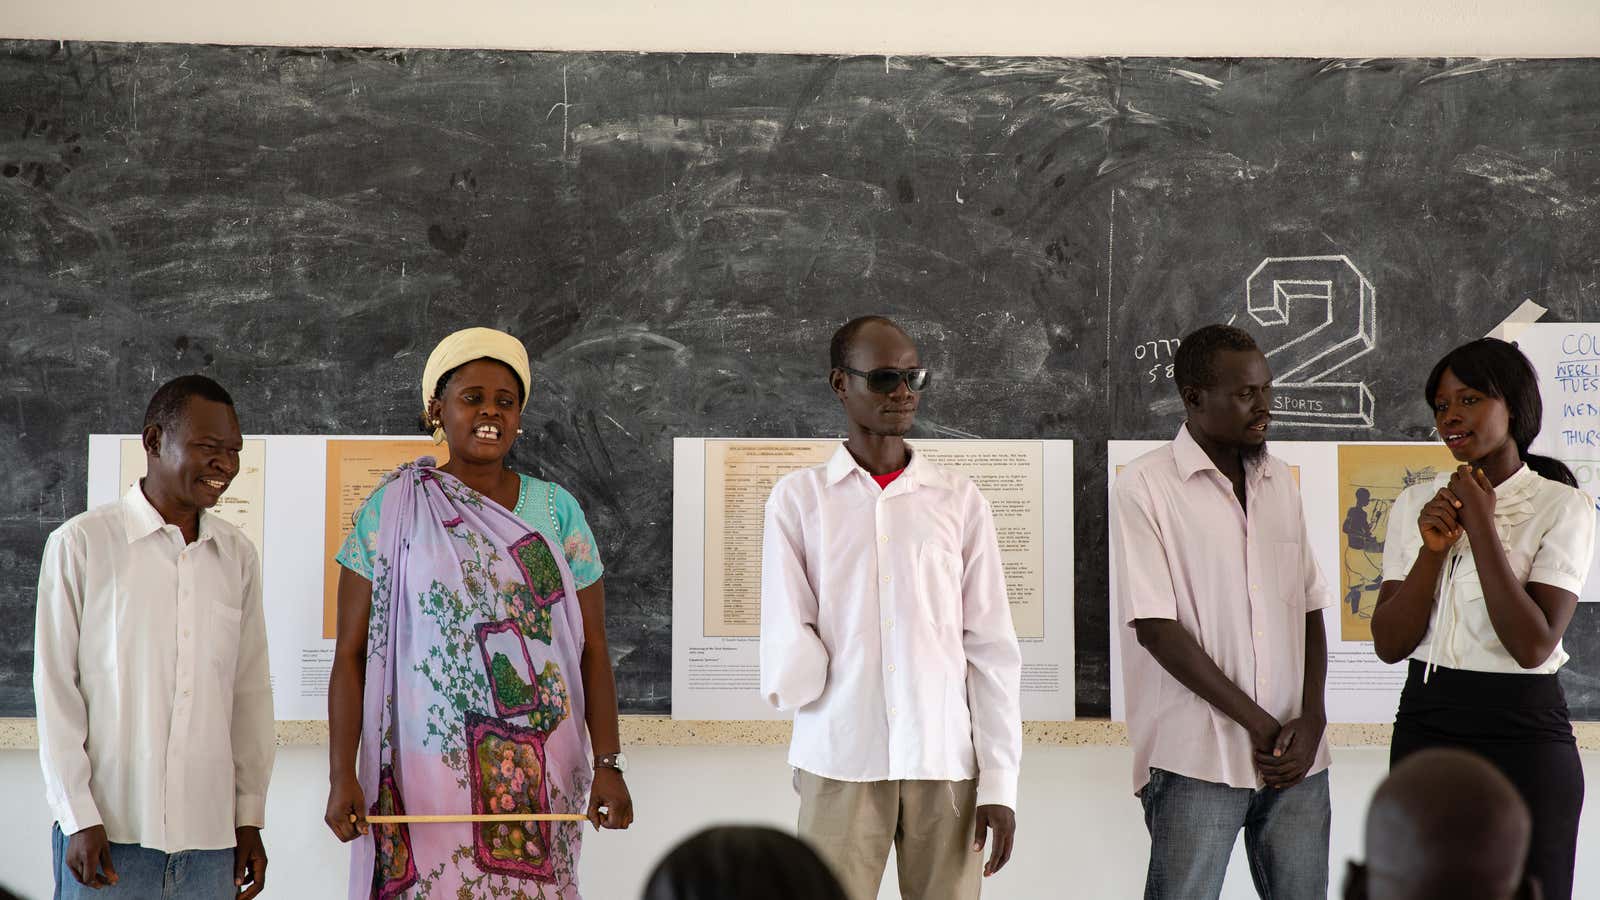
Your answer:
[5,717,1599,750]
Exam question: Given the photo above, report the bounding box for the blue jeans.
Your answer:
[1139,768,1330,900]
[52,824,235,899]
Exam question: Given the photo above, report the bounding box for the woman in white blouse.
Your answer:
[1372,337,1594,900]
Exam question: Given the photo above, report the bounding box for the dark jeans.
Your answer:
[1140,768,1330,900]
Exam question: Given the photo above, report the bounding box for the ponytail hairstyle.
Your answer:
[1423,337,1577,488]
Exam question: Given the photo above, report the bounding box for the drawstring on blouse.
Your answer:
[1420,466,1539,682]
[1422,550,1462,683]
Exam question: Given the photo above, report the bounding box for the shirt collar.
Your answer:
[824,441,944,491]
[1172,422,1272,484]
[1497,463,1538,501]
[121,482,227,555]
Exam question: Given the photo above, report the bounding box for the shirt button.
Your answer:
[882,575,892,584]
[884,620,893,629]
[1255,631,1263,637]
[1251,583,1260,591]
[887,664,896,673]
[183,629,191,638]
[880,535,889,543]
[889,707,898,717]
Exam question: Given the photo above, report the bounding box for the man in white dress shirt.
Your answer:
[760,316,1022,900]
[35,374,273,898]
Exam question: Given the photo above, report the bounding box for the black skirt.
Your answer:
[1391,659,1584,900]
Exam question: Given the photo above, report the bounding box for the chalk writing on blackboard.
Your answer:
[1133,337,1183,383]
[1247,255,1377,429]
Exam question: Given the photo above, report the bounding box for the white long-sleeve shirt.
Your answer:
[34,484,275,852]
[760,444,1023,809]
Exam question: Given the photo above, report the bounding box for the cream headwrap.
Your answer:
[421,327,532,412]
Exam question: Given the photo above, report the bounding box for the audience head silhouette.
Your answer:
[642,826,848,900]
[1345,747,1538,900]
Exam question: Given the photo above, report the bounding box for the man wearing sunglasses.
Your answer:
[760,315,1022,900]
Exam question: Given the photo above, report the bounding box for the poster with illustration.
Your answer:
[1336,444,1458,641]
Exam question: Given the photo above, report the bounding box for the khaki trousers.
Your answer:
[796,769,983,900]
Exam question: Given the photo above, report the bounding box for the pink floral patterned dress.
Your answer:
[336,462,605,899]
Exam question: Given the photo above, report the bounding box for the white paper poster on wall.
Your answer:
[1513,322,1600,602]
[673,437,1076,721]
[1108,440,1428,725]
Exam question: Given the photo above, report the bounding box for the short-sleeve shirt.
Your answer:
[1111,424,1335,794]
[336,472,604,589]
[1381,464,1595,674]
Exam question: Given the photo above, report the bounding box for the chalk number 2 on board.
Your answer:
[1245,255,1376,428]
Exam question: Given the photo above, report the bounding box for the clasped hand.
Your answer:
[1250,714,1324,790]
[1418,465,1497,552]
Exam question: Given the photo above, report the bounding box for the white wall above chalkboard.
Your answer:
[3,0,1598,57]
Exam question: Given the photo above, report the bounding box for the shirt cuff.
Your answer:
[1528,566,1585,596]
[54,790,103,836]
[976,768,1018,810]
[235,793,267,829]
[573,564,604,591]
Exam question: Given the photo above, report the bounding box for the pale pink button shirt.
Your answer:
[1112,425,1334,794]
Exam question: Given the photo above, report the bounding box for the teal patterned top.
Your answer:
[337,473,605,590]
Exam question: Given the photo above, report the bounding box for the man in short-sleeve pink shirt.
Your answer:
[1112,324,1334,900]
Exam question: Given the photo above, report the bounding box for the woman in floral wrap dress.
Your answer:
[324,328,632,899]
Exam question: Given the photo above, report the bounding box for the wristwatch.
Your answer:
[595,752,628,774]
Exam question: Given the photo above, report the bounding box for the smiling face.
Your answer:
[829,320,921,436]
[1183,348,1274,456]
[1433,367,1514,463]
[143,396,243,513]
[428,358,524,466]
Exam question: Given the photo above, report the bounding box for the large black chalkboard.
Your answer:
[4,44,1600,718]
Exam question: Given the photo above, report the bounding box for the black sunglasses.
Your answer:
[838,366,931,394]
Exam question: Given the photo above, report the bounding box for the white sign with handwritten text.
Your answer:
[1517,322,1600,602]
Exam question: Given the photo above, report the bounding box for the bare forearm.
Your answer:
[581,645,622,756]
[1301,612,1327,720]
[1371,550,1446,663]
[575,580,622,756]
[1135,619,1274,736]
[327,658,363,783]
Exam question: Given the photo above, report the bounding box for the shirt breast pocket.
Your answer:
[210,601,243,680]
[1273,540,1307,608]
[916,543,964,627]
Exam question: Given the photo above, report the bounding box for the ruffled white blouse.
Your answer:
[1383,464,1596,675]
